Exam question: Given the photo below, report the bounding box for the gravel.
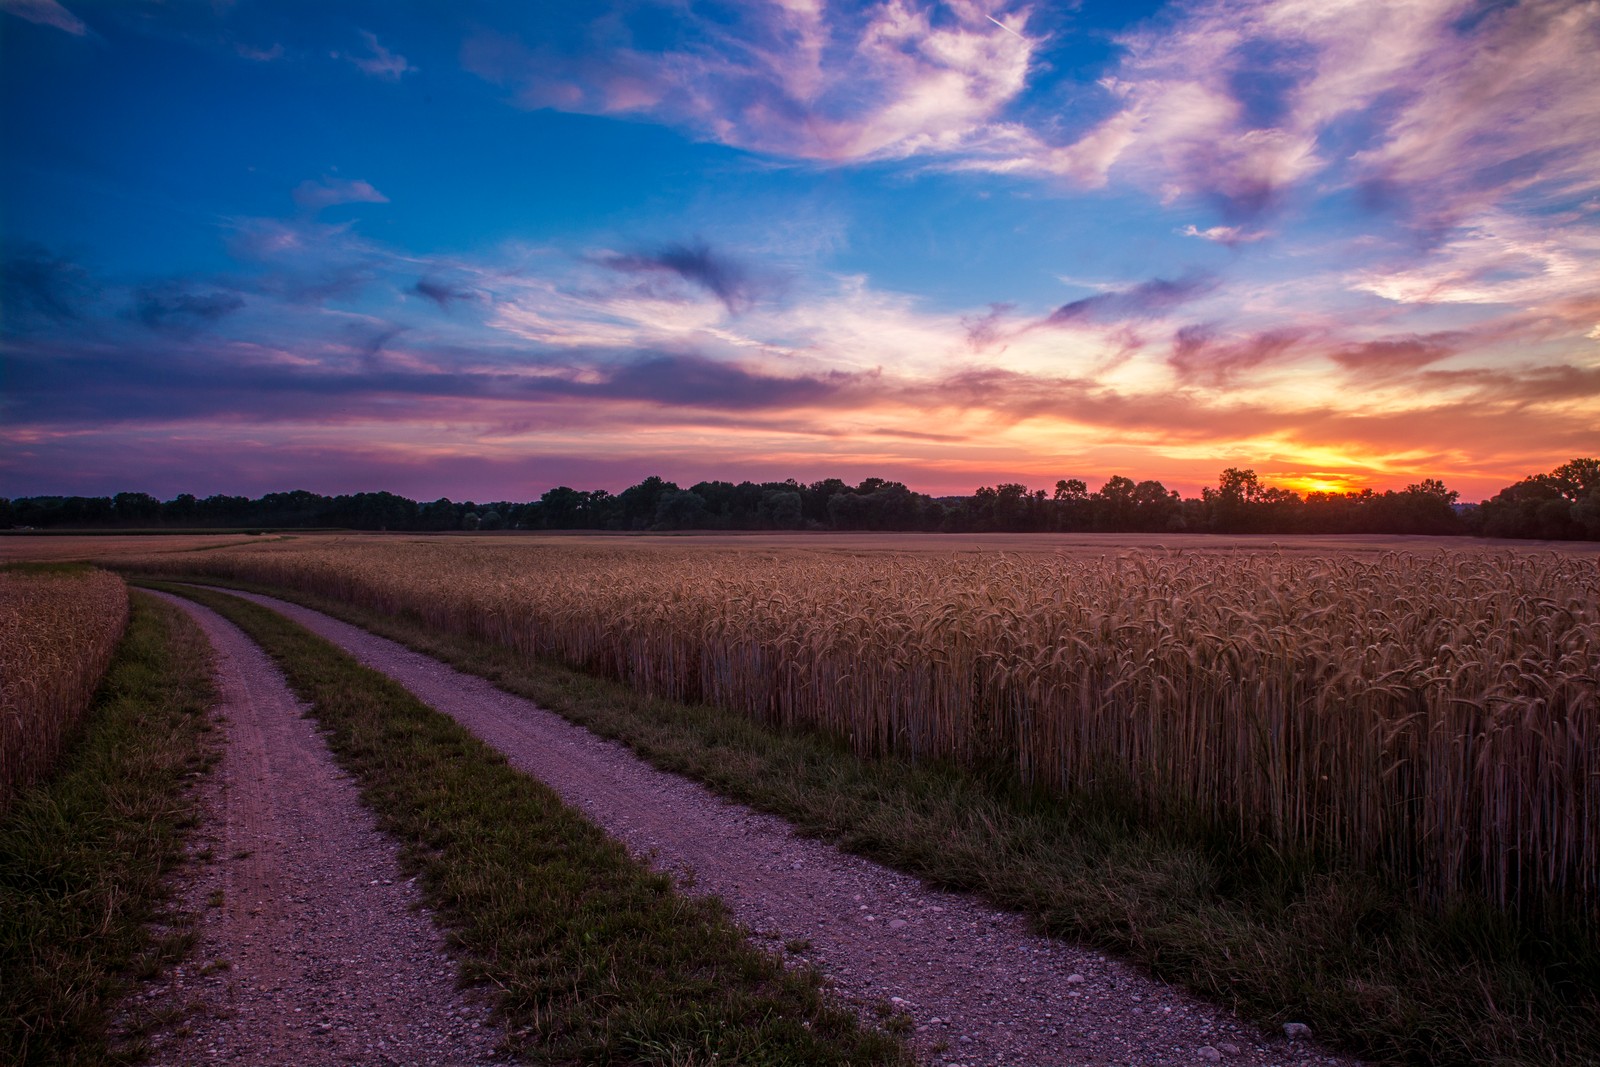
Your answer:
[212,589,1363,1067]
[137,591,506,1066]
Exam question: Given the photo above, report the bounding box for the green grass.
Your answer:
[0,592,219,1066]
[140,574,1600,1067]
[150,582,907,1067]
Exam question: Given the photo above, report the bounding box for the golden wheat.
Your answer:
[0,568,130,804]
[129,539,1598,920]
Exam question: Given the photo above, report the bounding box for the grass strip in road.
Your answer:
[148,575,1600,1067]
[1,592,218,1066]
[150,582,908,1067]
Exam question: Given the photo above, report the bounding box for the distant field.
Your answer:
[11,526,1597,565]
[0,532,276,563]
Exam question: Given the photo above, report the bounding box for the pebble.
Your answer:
[1198,1046,1222,1062]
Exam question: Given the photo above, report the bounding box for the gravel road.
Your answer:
[214,588,1361,1067]
[139,591,505,1066]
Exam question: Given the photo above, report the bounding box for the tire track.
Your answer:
[140,591,504,1067]
[217,588,1357,1067]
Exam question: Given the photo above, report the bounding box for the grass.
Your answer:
[145,573,1600,1067]
[150,581,907,1066]
[0,592,218,1066]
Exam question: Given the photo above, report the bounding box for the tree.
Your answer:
[654,489,706,530]
[112,491,161,525]
[757,489,803,529]
[1053,479,1089,530]
[1205,468,1263,532]
[1131,479,1181,531]
[1480,459,1600,540]
[802,479,849,526]
[618,475,679,530]
[535,486,587,529]
[1093,476,1137,530]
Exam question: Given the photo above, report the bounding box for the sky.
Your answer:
[1,0,1597,503]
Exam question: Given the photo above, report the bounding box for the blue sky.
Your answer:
[3,0,1596,501]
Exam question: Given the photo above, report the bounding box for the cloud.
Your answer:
[1331,334,1459,375]
[413,278,479,310]
[1347,0,1600,227]
[463,1,1040,164]
[1179,223,1266,246]
[545,353,860,410]
[1045,272,1216,326]
[1348,210,1600,311]
[130,283,244,332]
[962,303,1014,351]
[952,0,1598,237]
[1166,324,1304,385]
[237,42,285,62]
[1,244,95,326]
[292,177,389,212]
[338,30,414,80]
[595,241,765,315]
[0,330,867,430]
[0,0,86,35]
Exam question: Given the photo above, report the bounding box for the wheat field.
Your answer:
[127,537,1598,921]
[0,568,130,804]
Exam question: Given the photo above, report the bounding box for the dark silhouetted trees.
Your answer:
[9,459,1595,539]
[1480,458,1600,539]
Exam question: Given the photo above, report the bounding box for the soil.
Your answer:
[136,591,506,1066]
[213,588,1363,1067]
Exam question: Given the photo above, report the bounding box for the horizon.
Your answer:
[3,1,1596,503]
[0,465,1502,507]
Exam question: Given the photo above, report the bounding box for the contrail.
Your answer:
[985,13,1026,39]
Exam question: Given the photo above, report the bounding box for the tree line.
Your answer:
[3,458,1596,540]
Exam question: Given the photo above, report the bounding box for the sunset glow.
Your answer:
[3,0,1597,502]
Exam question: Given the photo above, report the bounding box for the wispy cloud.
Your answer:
[338,29,415,80]
[947,0,1600,234]
[463,1,1040,164]
[236,42,285,62]
[412,278,479,310]
[0,0,86,36]
[1331,334,1459,376]
[1,244,95,326]
[1348,210,1600,311]
[594,240,768,315]
[1348,0,1600,227]
[292,177,389,213]
[1045,272,1216,326]
[1167,324,1304,386]
[1180,223,1266,246]
[129,282,244,333]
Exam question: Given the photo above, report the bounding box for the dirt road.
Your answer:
[140,591,504,1066]
[217,588,1356,1067]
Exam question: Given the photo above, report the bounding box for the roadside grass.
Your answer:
[148,582,908,1067]
[0,592,218,1066]
[144,574,1600,1067]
